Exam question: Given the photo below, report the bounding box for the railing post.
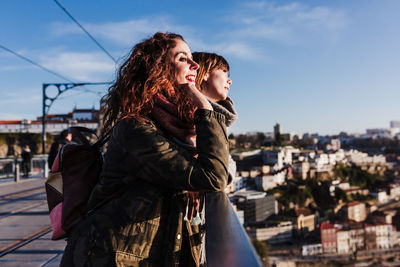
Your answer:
[14,158,20,182]
[43,158,49,178]
[42,84,46,155]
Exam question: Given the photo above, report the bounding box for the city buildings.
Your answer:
[232,190,277,224]
[320,222,337,253]
[231,126,399,255]
[247,221,294,244]
[0,107,99,134]
[346,202,367,223]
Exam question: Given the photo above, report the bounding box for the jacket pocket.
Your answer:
[115,251,143,267]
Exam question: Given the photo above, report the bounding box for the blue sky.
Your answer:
[1,0,399,135]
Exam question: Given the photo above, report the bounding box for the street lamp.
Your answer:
[41,82,111,155]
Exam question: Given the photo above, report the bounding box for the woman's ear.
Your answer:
[203,73,209,82]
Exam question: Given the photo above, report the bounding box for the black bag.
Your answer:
[45,127,107,240]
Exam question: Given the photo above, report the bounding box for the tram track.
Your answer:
[0,180,65,264]
[0,225,52,257]
[0,184,54,259]
[0,200,48,220]
[0,199,53,259]
[0,186,44,201]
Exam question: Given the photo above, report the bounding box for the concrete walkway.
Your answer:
[0,178,65,266]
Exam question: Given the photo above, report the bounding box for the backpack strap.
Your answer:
[94,132,110,148]
[93,116,128,149]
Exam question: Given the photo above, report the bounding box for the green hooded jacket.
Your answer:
[60,109,229,267]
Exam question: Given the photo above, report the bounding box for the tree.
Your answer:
[334,187,348,202]
[251,239,269,266]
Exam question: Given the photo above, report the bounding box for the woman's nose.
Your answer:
[189,59,199,70]
[227,78,232,85]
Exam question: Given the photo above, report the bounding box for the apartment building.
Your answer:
[336,230,350,253]
[297,209,316,233]
[346,201,367,222]
[233,190,277,224]
[320,222,337,253]
[365,224,396,249]
[247,222,294,244]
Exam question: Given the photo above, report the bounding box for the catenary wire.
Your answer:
[57,90,99,101]
[53,0,117,64]
[68,86,105,97]
[0,43,75,83]
[0,43,109,99]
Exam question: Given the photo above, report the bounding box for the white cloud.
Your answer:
[50,17,191,47]
[227,1,348,44]
[233,24,292,43]
[0,65,34,71]
[0,113,27,120]
[274,3,300,12]
[39,51,116,81]
[293,6,347,30]
[0,46,113,81]
[49,15,261,61]
[1,95,40,105]
[47,2,347,64]
[0,48,40,70]
[186,1,348,62]
[185,36,264,61]
[215,42,263,61]
[0,51,10,57]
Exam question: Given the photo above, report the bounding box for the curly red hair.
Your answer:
[101,32,196,137]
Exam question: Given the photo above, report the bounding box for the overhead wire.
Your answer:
[53,0,117,64]
[0,43,75,83]
[57,89,100,101]
[1,1,114,104]
[68,86,105,97]
[0,43,109,95]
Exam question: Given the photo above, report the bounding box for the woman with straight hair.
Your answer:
[193,52,238,184]
[60,32,229,267]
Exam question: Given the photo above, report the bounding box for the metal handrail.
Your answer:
[206,192,262,267]
[0,155,48,180]
[0,158,14,179]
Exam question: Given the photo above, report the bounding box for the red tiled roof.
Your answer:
[295,208,313,216]
[320,221,335,230]
[0,120,71,125]
[347,201,362,207]
[0,120,21,124]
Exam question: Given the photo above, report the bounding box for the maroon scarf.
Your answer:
[150,93,202,222]
[151,93,196,149]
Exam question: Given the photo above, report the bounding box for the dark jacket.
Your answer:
[60,109,229,267]
[48,137,72,169]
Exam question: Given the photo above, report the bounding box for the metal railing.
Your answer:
[0,158,14,179]
[31,155,49,177]
[206,192,262,267]
[0,155,48,181]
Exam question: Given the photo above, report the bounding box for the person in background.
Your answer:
[21,145,32,177]
[47,129,72,169]
[61,32,229,267]
[192,52,238,190]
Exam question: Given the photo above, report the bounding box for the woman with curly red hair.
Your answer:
[60,32,229,267]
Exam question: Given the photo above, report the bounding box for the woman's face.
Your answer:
[201,69,232,102]
[169,39,199,85]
